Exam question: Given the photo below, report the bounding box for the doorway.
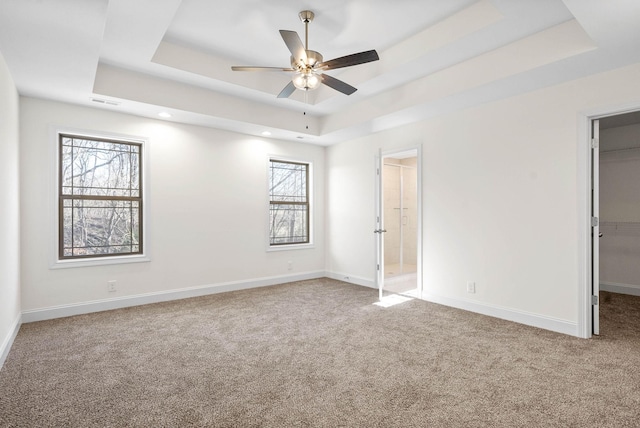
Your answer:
[376,148,421,300]
[589,110,640,336]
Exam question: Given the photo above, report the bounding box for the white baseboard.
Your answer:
[422,292,579,337]
[325,271,376,289]
[323,272,578,336]
[22,271,325,323]
[18,271,581,342]
[601,282,640,296]
[0,315,21,371]
[326,274,579,337]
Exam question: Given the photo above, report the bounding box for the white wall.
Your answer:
[0,51,21,367]
[19,98,325,315]
[11,63,640,339]
[599,124,640,295]
[326,62,640,335]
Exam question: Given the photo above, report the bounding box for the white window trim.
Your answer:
[49,126,151,269]
[266,155,315,252]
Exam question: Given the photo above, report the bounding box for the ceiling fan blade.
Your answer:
[320,74,357,96]
[277,81,297,98]
[317,50,379,71]
[231,66,295,72]
[279,30,307,65]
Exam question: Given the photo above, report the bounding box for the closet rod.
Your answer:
[600,145,640,154]
[383,162,417,168]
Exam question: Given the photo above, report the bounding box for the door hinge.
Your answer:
[376,168,380,175]
[591,138,599,149]
[377,264,380,271]
[591,216,599,227]
[591,295,598,305]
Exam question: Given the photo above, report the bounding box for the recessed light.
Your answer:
[158,112,172,118]
[261,131,272,136]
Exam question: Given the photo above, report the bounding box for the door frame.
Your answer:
[591,119,600,336]
[579,102,640,338]
[375,145,423,300]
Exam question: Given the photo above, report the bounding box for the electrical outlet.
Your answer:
[467,282,476,294]
[287,261,293,271]
[107,280,117,293]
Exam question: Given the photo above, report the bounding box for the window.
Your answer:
[58,134,142,259]
[269,159,310,246]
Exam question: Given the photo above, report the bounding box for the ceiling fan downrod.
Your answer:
[299,10,314,51]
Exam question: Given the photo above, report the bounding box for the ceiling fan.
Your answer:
[231,10,379,98]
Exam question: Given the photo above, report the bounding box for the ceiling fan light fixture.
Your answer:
[292,71,320,91]
[231,10,379,98]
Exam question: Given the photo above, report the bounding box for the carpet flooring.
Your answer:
[0,278,639,427]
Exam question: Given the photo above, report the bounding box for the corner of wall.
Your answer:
[0,315,21,370]
[0,49,21,368]
[325,271,376,289]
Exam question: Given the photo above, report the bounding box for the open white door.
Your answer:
[592,119,600,335]
[375,150,385,300]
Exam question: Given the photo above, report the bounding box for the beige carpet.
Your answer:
[0,278,639,427]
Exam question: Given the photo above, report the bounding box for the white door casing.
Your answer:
[592,119,600,335]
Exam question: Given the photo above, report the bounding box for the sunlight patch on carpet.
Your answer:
[374,294,413,308]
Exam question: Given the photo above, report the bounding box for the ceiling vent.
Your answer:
[91,97,120,106]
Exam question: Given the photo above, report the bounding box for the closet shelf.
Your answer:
[600,221,640,234]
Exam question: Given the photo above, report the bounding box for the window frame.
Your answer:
[267,157,314,251]
[51,127,150,268]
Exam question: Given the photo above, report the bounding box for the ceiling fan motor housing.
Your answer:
[291,50,323,70]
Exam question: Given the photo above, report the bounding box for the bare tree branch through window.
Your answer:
[269,160,309,245]
[59,134,142,259]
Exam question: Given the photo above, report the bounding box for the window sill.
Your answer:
[50,254,151,269]
[267,243,315,252]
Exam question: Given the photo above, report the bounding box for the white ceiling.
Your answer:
[1,0,639,145]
